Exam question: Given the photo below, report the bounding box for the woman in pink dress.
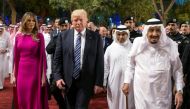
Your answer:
[12,12,49,109]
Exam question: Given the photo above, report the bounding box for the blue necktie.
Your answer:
[73,32,81,79]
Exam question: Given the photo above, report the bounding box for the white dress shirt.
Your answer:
[74,28,86,68]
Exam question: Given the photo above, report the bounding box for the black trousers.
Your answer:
[181,85,190,109]
[50,80,66,109]
[52,87,66,109]
[65,78,92,109]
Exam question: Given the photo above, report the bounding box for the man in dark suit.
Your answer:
[99,26,113,52]
[46,18,70,109]
[181,44,190,109]
[54,9,104,109]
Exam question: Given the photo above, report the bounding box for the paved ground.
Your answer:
[0,78,108,109]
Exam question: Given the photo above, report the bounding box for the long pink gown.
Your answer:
[13,33,49,109]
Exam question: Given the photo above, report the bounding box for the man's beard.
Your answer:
[150,38,159,44]
[181,31,188,35]
[126,26,132,31]
[168,29,177,35]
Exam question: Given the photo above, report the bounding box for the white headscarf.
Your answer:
[112,25,131,47]
[129,18,178,60]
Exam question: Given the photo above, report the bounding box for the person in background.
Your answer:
[0,24,10,90]
[87,21,99,33]
[166,18,189,59]
[123,16,142,43]
[42,25,52,100]
[46,18,69,109]
[9,24,21,84]
[99,26,113,52]
[59,18,70,31]
[8,24,17,76]
[180,21,190,39]
[0,18,3,24]
[47,24,53,32]
[53,18,60,34]
[40,24,47,33]
[11,12,49,109]
[43,25,52,82]
[104,25,134,109]
[181,43,190,109]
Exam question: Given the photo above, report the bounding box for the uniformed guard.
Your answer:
[166,18,189,58]
[123,16,142,43]
[180,21,190,40]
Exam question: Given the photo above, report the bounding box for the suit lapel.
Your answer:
[67,29,74,57]
[83,29,93,62]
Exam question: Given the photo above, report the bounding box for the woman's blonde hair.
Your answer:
[19,12,39,41]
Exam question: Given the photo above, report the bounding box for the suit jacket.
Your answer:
[46,30,61,83]
[53,29,104,91]
[46,29,60,55]
[182,44,190,81]
[103,37,113,52]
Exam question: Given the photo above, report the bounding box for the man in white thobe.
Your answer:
[104,25,135,109]
[0,24,10,90]
[43,26,52,82]
[122,18,184,109]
